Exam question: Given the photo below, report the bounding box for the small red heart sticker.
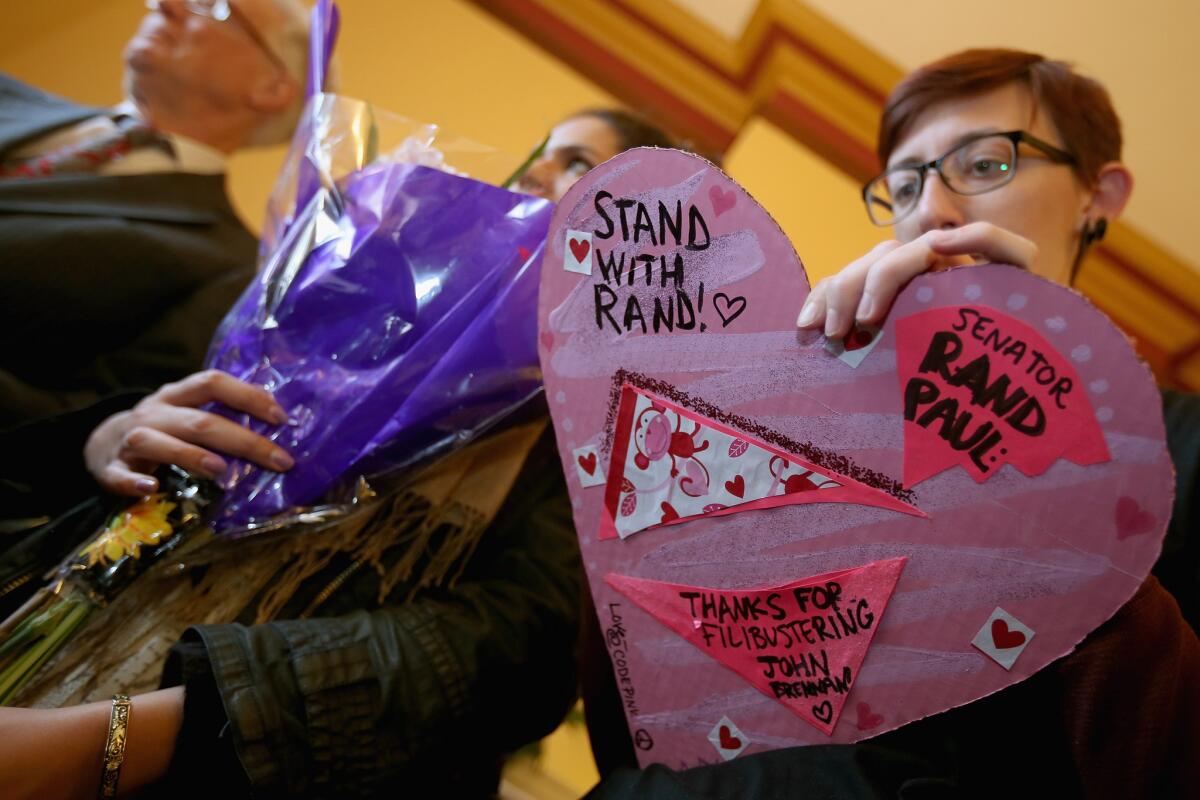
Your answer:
[578,451,597,476]
[843,328,874,352]
[855,702,884,731]
[709,185,736,217]
[1114,496,1155,539]
[569,237,590,263]
[991,619,1026,649]
[718,725,742,750]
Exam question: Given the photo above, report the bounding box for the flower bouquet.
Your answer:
[0,0,554,704]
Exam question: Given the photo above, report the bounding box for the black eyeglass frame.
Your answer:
[861,130,1077,227]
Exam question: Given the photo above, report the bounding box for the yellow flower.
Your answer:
[82,494,177,567]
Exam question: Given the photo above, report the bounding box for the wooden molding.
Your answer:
[469,0,1200,389]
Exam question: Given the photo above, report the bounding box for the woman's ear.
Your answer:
[1084,161,1134,226]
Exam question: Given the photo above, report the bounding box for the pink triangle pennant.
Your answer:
[606,557,907,736]
[600,384,923,540]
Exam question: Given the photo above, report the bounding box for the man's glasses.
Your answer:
[147,0,288,74]
[862,131,1076,227]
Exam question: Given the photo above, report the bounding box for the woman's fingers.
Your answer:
[927,221,1038,269]
[136,406,294,473]
[855,232,958,326]
[824,240,905,338]
[156,370,288,425]
[798,240,902,336]
[796,281,827,328]
[97,459,162,497]
[116,424,230,479]
[807,224,1038,339]
[83,371,295,495]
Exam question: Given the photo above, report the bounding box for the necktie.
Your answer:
[0,115,167,180]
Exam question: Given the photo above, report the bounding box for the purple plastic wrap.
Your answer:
[195,1,555,533]
[206,161,551,532]
[198,5,553,533]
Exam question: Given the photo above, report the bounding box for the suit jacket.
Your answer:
[0,73,257,428]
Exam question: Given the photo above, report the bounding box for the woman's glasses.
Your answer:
[862,131,1076,226]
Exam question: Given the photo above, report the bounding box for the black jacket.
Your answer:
[0,73,255,427]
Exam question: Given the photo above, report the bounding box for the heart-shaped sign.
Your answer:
[537,149,1171,768]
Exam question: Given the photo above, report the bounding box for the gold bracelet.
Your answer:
[97,694,131,800]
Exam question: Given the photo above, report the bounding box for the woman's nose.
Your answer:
[913,170,966,235]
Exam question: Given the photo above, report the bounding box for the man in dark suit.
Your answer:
[0,0,310,428]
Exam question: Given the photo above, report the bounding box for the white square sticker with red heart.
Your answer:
[563,229,592,275]
[572,443,605,487]
[972,607,1034,670]
[707,716,749,761]
[825,324,883,368]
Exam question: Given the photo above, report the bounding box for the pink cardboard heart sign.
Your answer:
[537,149,1172,768]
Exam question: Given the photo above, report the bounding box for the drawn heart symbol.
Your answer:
[539,331,554,351]
[577,451,597,476]
[855,703,884,731]
[540,148,1171,757]
[517,245,532,261]
[717,725,741,750]
[843,328,874,351]
[713,293,746,327]
[724,475,745,498]
[991,619,1026,649]
[709,185,736,217]
[569,237,590,263]
[1114,496,1155,539]
[660,501,680,523]
[812,701,834,724]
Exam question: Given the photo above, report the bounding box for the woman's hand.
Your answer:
[85,370,295,496]
[796,223,1038,339]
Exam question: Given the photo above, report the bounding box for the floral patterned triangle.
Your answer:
[600,384,923,540]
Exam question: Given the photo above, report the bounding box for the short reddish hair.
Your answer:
[878,49,1121,185]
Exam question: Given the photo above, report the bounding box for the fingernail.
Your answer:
[201,455,228,476]
[796,301,818,328]
[824,309,841,338]
[269,405,289,425]
[135,478,158,494]
[856,292,876,322]
[270,450,295,471]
